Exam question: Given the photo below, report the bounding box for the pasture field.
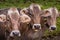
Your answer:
[0,0,60,39]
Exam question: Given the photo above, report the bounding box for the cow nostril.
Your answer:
[34,25,40,29]
[34,26,36,28]
[13,32,19,36]
[51,27,56,30]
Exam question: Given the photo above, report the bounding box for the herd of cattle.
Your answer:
[0,3,59,40]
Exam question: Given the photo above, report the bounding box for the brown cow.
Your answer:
[41,7,58,31]
[0,7,31,40]
[20,4,43,40]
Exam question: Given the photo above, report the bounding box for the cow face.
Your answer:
[42,7,58,31]
[20,4,42,31]
[7,8,21,37]
[29,4,42,31]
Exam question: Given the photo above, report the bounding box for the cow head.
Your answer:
[6,7,21,37]
[20,4,42,31]
[42,7,58,31]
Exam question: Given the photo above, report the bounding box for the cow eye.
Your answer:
[7,19,9,21]
[28,13,34,17]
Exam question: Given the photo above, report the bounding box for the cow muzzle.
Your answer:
[10,30,21,37]
[49,25,56,31]
[33,24,41,31]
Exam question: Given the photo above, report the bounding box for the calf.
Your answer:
[0,7,31,40]
[20,4,43,40]
[42,7,58,31]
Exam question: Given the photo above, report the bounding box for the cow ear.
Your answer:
[42,10,51,17]
[22,10,27,14]
[20,8,29,14]
[0,14,6,22]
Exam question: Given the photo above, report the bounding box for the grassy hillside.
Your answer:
[0,0,60,37]
[0,0,60,10]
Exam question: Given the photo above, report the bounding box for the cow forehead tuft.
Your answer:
[8,8,20,16]
[10,7,17,11]
[29,4,41,11]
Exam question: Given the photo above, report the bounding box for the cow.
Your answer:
[41,7,58,31]
[0,7,31,40]
[20,4,43,40]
